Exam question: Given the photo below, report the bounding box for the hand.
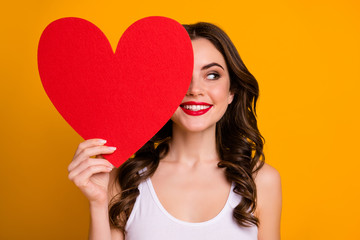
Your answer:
[68,139,116,205]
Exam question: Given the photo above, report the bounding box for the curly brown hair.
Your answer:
[109,22,265,232]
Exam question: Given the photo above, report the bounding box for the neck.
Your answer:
[166,123,219,167]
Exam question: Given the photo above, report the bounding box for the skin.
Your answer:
[68,38,282,240]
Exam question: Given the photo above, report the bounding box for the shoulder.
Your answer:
[254,162,282,211]
[254,163,282,240]
[254,163,281,190]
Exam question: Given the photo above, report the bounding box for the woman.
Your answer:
[68,22,282,240]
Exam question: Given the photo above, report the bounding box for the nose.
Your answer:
[186,76,204,97]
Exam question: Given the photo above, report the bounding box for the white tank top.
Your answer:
[124,177,258,240]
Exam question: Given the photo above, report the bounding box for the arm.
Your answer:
[254,163,282,240]
[89,168,124,240]
[68,139,124,240]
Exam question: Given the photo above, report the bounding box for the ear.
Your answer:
[228,91,234,104]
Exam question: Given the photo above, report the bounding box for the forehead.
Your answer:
[191,38,227,69]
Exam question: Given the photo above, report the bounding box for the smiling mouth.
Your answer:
[181,104,211,111]
[180,102,213,116]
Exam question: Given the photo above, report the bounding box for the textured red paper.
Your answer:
[38,17,193,167]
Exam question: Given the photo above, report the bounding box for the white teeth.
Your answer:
[182,105,211,111]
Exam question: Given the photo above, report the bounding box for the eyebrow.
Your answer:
[201,62,224,71]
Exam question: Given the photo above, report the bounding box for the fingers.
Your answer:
[67,139,118,202]
[70,165,114,199]
[73,138,107,159]
[68,158,114,180]
[68,139,116,173]
[70,164,113,188]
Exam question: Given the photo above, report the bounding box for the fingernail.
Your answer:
[108,147,116,151]
[99,139,107,144]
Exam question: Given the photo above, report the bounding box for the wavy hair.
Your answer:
[109,22,265,232]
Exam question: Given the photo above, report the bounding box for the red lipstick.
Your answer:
[180,101,212,116]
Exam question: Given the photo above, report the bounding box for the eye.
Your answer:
[207,72,220,80]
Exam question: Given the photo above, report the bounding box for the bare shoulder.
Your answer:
[254,162,281,189]
[254,162,282,209]
[254,163,282,240]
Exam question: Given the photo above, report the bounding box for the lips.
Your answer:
[180,101,213,116]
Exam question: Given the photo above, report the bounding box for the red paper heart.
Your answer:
[38,17,193,167]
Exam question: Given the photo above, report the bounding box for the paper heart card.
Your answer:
[38,16,193,167]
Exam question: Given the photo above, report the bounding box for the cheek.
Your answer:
[211,84,231,103]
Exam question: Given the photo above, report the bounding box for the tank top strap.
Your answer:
[124,168,147,228]
[228,183,243,209]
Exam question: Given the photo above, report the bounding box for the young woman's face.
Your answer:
[171,38,234,132]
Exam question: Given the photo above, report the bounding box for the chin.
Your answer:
[173,121,215,133]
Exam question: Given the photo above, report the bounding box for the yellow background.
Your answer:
[1,0,359,239]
